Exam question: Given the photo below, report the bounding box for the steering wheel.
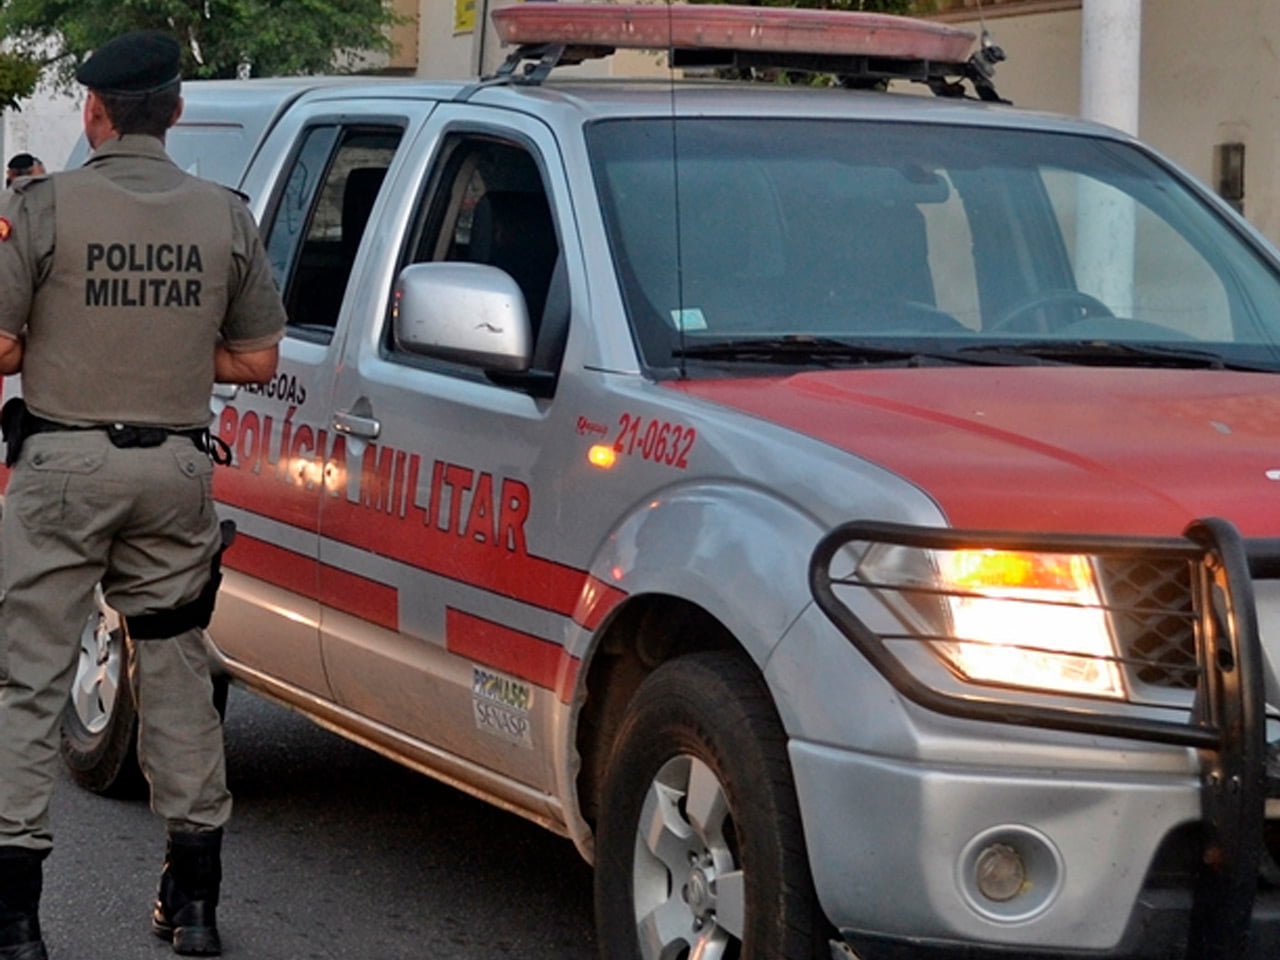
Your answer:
[807,298,967,335]
[989,289,1115,335]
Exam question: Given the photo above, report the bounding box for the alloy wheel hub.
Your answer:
[686,862,715,921]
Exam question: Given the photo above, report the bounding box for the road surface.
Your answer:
[41,686,598,959]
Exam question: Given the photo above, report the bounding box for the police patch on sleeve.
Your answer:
[0,218,11,242]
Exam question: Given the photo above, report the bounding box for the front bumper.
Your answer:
[806,517,1280,957]
[792,740,1280,957]
[838,896,1280,960]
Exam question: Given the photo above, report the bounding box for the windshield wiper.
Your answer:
[672,336,1048,366]
[955,340,1278,371]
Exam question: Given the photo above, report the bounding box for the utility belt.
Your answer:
[1,397,232,467]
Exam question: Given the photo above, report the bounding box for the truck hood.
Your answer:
[671,367,1280,537]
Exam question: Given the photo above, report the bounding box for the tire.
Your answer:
[594,651,829,960]
[59,590,146,798]
[59,591,231,799]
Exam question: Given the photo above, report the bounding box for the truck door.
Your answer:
[212,103,418,698]
[317,107,581,793]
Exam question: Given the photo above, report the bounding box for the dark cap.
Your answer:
[6,153,39,172]
[75,30,182,94]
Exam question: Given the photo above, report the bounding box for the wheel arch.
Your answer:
[554,481,827,862]
[573,593,735,842]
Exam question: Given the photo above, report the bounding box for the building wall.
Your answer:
[419,0,484,78]
[944,0,1280,245]
[2,82,84,173]
[388,0,421,72]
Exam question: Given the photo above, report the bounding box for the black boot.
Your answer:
[151,828,222,956]
[0,847,48,960]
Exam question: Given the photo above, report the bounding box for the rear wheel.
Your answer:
[60,589,146,797]
[60,590,229,798]
[594,651,829,960]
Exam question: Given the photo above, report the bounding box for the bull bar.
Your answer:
[809,516,1280,958]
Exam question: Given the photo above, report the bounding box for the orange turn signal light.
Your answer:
[588,445,617,469]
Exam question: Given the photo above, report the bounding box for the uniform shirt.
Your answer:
[0,134,286,428]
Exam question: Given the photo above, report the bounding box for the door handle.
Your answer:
[332,409,381,440]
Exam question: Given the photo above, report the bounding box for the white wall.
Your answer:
[419,0,480,79]
[4,79,83,173]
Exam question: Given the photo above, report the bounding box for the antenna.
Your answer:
[972,0,1007,84]
[665,0,688,380]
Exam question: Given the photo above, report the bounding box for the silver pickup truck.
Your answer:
[48,5,1280,958]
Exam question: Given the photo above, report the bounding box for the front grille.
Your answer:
[1099,557,1198,690]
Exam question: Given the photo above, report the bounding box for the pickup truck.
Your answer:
[46,5,1280,959]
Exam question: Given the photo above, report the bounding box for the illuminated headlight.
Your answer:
[858,544,1126,700]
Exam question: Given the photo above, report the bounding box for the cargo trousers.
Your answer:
[0,429,232,851]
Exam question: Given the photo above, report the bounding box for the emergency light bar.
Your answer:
[488,3,1004,101]
[491,2,977,63]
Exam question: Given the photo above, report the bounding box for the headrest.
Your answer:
[342,167,388,257]
[470,191,555,263]
[469,190,558,321]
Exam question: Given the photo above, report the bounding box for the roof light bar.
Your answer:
[491,3,977,64]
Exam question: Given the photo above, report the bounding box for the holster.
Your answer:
[1,397,31,467]
[127,521,238,641]
[107,423,168,449]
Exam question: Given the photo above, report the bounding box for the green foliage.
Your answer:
[0,0,400,85]
[0,49,42,109]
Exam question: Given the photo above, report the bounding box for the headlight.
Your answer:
[858,544,1126,700]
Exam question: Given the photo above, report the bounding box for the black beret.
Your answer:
[75,30,181,94]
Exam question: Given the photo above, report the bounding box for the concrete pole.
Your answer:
[1076,0,1143,319]
[1080,0,1142,135]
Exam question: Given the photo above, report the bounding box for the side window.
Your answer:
[263,124,404,341]
[402,133,566,376]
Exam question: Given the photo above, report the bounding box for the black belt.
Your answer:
[25,413,232,464]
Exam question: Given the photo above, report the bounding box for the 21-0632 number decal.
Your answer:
[612,413,697,469]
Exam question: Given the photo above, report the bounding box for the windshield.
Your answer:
[586,118,1280,374]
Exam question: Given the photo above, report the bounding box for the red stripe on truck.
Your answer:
[446,607,582,703]
[226,533,399,631]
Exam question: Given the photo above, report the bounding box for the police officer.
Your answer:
[4,155,44,189]
[0,30,286,959]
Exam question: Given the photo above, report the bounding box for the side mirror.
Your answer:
[392,262,533,372]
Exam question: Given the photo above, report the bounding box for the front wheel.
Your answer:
[594,651,829,960]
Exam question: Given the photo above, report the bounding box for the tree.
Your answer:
[0,0,401,87]
[0,49,42,109]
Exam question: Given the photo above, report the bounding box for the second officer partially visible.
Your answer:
[0,30,287,959]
